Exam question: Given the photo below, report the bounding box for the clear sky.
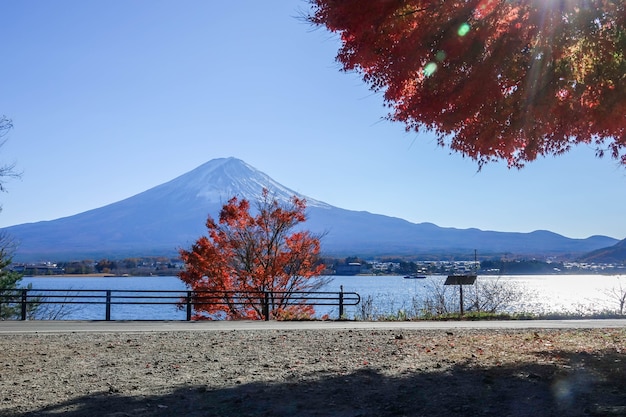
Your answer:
[1,1,625,240]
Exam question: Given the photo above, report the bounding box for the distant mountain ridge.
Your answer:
[1,157,618,262]
[578,238,626,263]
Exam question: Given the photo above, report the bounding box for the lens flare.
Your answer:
[424,62,437,77]
[458,23,471,36]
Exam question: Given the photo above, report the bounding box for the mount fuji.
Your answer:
[1,157,617,261]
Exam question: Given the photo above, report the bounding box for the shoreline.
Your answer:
[24,271,626,278]
[27,273,134,278]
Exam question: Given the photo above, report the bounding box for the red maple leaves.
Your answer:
[179,189,325,320]
[309,0,626,167]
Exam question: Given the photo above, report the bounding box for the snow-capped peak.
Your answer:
[151,157,330,208]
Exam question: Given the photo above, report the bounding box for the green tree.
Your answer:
[58,260,95,275]
[95,259,117,273]
[123,258,139,269]
[0,233,34,319]
[398,261,418,275]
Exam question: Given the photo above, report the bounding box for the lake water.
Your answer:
[18,274,626,320]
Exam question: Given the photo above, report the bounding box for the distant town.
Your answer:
[8,256,626,277]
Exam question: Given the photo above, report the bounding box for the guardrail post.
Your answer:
[186,291,192,321]
[459,284,464,316]
[105,290,112,321]
[263,292,270,321]
[21,289,27,320]
[339,285,344,319]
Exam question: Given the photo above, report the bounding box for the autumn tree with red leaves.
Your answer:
[309,0,626,168]
[179,189,326,320]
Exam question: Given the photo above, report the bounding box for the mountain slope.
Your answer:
[305,207,616,257]
[579,239,626,263]
[2,157,618,261]
[3,157,314,259]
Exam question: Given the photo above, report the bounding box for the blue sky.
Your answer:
[1,1,625,240]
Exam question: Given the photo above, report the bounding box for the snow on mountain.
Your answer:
[144,157,331,208]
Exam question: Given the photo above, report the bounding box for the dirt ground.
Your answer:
[0,328,625,417]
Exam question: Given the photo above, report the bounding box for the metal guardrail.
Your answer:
[0,288,360,321]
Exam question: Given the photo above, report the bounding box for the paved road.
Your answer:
[1,319,625,334]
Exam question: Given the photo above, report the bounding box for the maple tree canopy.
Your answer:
[179,189,325,320]
[309,0,626,167]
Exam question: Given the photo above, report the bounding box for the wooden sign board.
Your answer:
[444,275,477,286]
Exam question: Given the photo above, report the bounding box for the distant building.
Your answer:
[9,262,65,275]
[334,262,362,275]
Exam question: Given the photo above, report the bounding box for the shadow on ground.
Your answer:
[5,350,625,417]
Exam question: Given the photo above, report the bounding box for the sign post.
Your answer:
[444,275,477,316]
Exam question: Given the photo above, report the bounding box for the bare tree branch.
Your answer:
[0,116,21,193]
